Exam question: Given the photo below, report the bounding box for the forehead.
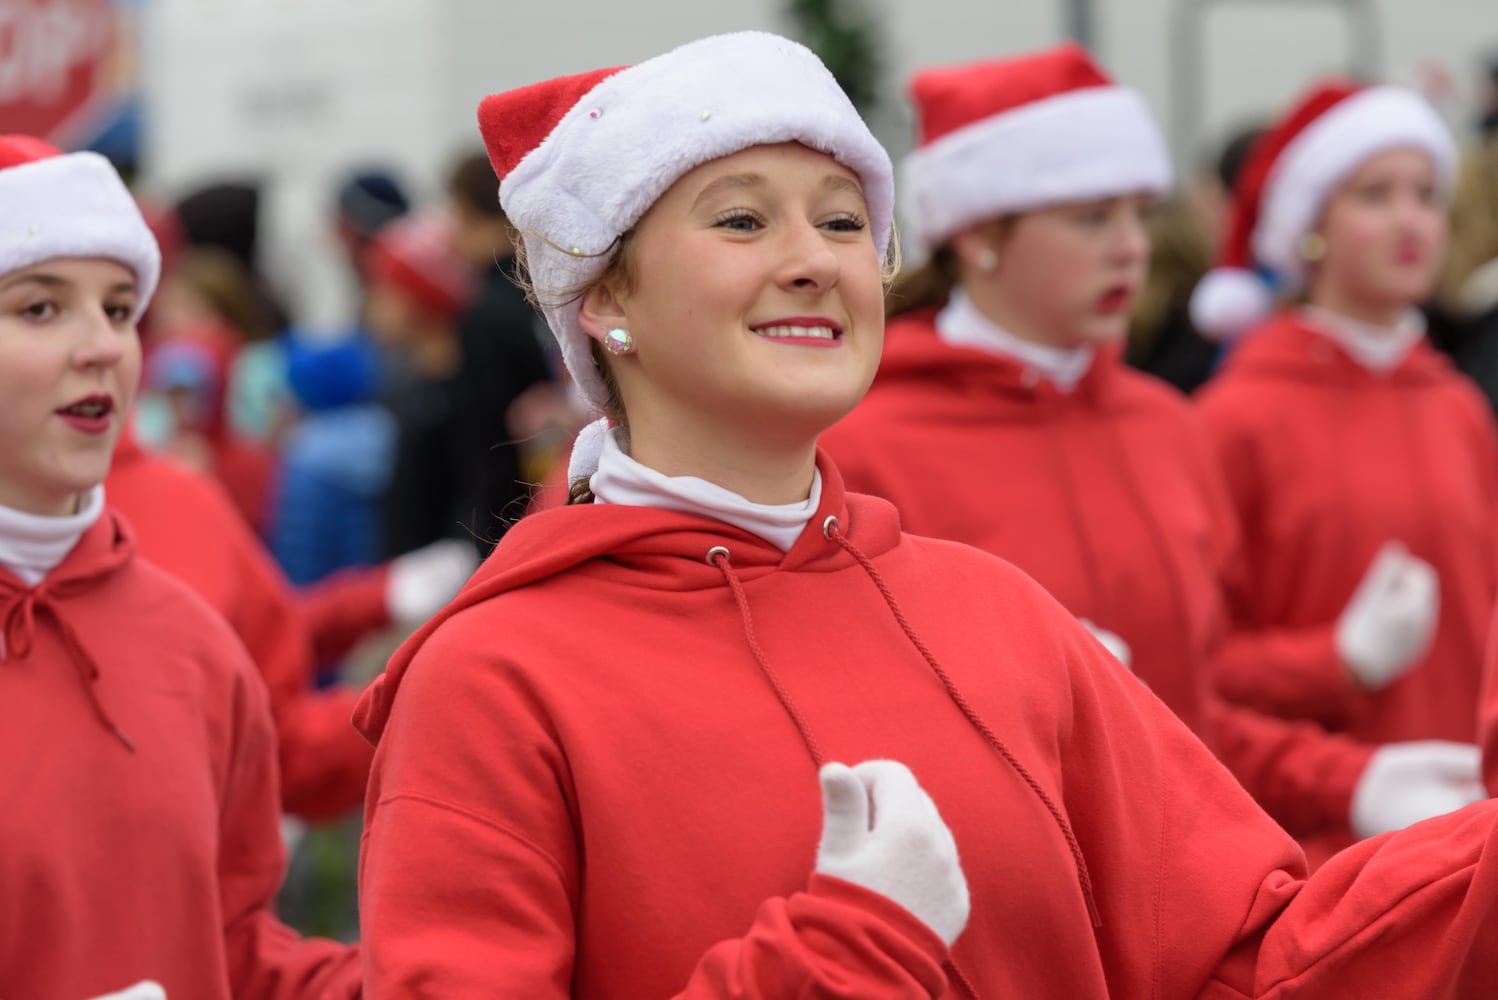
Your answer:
[673,142,864,199]
[1,257,137,291]
[1347,146,1436,179]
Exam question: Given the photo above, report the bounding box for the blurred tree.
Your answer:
[787,0,885,115]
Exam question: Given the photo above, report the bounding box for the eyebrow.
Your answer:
[0,273,137,295]
[691,171,866,210]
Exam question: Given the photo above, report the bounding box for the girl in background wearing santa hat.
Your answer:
[1192,81,1497,863]
[0,135,361,998]
[356,32,1498,998]
[821,46,1483,869]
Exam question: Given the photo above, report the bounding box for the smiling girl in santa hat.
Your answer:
[355,31,1498,998]
[821,46,1483,871]
[1191,80,1498,861]
[0,135,360,998]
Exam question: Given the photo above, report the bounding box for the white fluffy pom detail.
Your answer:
[1189,267,1275,343]
[567,417,612,486]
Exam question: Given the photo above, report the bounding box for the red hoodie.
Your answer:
[1197,312,1498,744]
[107,433,377,820]
[355,458,1498,997]
[0,511,360,998]
[1482,601,1498,797]
[819,310,1371,842]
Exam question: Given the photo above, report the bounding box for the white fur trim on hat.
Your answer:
[500,32,895,415]
[1189,266,1276,342]
[902,86,1173,255]
[1255,86,1457,291]
[0,152,160,321]
[567,416,611,485]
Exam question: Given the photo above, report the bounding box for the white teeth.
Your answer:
[754,325,837,340]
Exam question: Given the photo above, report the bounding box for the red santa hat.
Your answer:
[0,135,160,321]
[1190,80,1457,341]
[476,30,895,414]
[903,44,1173,256]
[363,210,475,323]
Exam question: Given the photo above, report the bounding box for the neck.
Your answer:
[1307,284,1407,330]
[0,486,104,586]
[963,280,1085,350]
[625,411,818,506]
[0,485,84,518]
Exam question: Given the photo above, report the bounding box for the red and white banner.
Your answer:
[0,0,117,145]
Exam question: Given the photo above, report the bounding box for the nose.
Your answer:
[775,219,841,294]
[1111,208,1150,265]
[73,307,131,369]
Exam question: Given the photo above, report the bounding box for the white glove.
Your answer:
[386,539,480,625]
[814,760,970,947]
[86,983,166,1000]
[1336,541,1439,690]
[1079,619,1133,669]
[1350,740,1485,839]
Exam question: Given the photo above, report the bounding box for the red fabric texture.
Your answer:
[909,43,1110,146]
[1198,312,1498,735]
[1214,80,1361,270]
[1198,312,1498,855]
[295,563,393,668]
[1483,600,1498,797]
[0,512,360,998]
[0,133,63,168]
[478,66,626,179]
[820,311,1371,839]
[107,433,375,821]
[355,456,1498,996]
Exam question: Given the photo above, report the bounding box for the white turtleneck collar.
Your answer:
[0,485,104,586]
[936,288,1097,393]
[1300,305,1426,374]
[590,428,820,553]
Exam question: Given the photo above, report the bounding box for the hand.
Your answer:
[1079,619,1133,669]
[814,760,970,947]
[1350,741,1485,838]
[1336,541,1439,690]
[86,982,166,1000]
[386,538,480,625]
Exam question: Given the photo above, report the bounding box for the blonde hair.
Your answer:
[1439,142,1498,311]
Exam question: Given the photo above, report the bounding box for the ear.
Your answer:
[578,276,630,345]
[949,222,1005,274]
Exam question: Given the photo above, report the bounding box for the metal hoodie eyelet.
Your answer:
[705,545,731,566]
[821,515,840,539]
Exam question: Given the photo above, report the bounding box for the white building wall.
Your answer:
[140,0,1498,330]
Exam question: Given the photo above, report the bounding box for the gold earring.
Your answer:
[1299,233,1326,262]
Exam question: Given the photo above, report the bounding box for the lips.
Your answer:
[1097,286,1133,315]
[56,395,115,435]
[749,316,844,345]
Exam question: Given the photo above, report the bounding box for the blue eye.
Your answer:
[821,213,867,233]
[715,209,764,232]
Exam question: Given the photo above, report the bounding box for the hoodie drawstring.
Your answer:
[1,586,136,752]
[823,517,1102,930]
[710,543,985,1000]
[709,545,826,768]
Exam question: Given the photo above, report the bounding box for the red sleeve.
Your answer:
[218,648,363,998]
[294,565,393,668]
[1205,698,1372,839]
[1211,625,1350,726]
[225,519,374,821]
[1482,599,1498,798]
[1195,397,1353,725]
[1042,595,1498,997]
[676,875,948,998]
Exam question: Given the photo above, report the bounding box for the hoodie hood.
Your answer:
[1216,309,1454,388]
[877,309,1127,418]
[355,454,898,744]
